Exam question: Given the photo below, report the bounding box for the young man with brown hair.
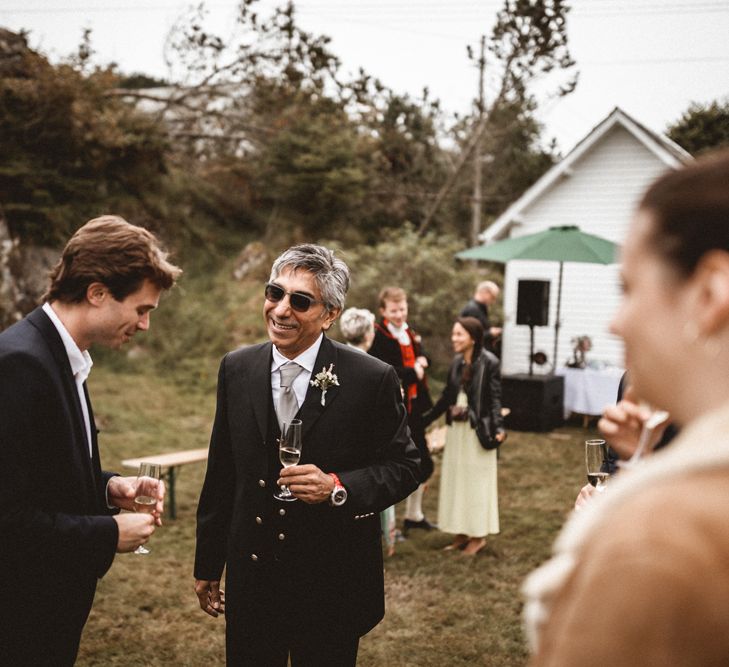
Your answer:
[0,215,182,666]
[369,286,435,535]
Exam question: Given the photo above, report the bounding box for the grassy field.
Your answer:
[77,365,594,666]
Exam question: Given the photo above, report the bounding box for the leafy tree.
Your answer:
[418,0,577,236]
[250,89,368,240]
[339,225,493,375]
[118,73,169,89]
[668,99,729,155]
[0,29,168,244]
[154,1,458,240]
[352,85,458,240]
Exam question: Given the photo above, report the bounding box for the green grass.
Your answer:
[77,366,594,666]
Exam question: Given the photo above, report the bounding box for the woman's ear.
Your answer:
[692,250,729,336]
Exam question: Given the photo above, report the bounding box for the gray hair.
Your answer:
[270,244,350,312]
[340,307,375,345]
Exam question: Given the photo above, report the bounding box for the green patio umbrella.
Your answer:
[456,225,619,372]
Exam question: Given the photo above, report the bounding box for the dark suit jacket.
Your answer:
[368,320,433,481]
[460,298,499,349]
[0,307,119,666]
[194,336,420,640]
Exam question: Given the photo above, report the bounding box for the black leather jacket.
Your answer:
[423,349,504,436]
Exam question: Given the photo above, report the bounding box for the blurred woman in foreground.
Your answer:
[524,149,729,666]
[424,317,505,556]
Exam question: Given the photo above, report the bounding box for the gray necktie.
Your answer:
[277,362,303,432]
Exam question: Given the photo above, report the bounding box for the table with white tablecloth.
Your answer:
[555,366,625,419]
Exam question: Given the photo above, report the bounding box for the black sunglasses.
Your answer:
[265,283,326,313]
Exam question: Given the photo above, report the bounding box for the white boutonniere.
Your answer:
[310,363,339,406]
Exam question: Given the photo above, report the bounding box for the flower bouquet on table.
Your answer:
[567,335,592,369]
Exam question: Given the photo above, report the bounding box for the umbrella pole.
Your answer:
[552,262,564,373]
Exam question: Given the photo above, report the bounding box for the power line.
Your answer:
[2,1,728,15]
[584,55,729,66]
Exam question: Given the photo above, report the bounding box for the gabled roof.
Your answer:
[480,107,693,242]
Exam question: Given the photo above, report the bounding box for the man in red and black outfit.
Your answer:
[369,286,435,535]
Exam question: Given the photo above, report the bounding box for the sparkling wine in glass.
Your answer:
[133,462,161,554]
[585,439,610,492]
[274,419,302,502]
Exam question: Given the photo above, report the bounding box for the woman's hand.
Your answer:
[574,483,596,511]
[597,386,669,460]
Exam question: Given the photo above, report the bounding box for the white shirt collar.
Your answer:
[271,333,324,375]
[42,302,93,383]
[386,320,411,345]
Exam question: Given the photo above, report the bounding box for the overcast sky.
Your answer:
[2,0,728,153]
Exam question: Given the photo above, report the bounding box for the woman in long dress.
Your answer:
[424,316,505,556]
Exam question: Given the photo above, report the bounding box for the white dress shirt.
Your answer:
[271,334,324,411]
[386,320,411,345]
[42,302,94,457]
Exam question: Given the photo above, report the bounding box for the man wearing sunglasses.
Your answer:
[194,243,421,666]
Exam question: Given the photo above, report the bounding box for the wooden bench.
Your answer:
[122,448,208,519]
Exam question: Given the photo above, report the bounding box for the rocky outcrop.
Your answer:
[232,241,270,281]
[0,211,58,329]
[0,213,22,327]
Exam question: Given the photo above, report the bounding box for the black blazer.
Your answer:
[424,349,504,437]
[368,320,433,417]
[0,307,119,665]
[194,336,420,639]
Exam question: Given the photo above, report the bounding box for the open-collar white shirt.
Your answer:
[42,302,94,457]
[386,320,411,346]
[271,333,324,410]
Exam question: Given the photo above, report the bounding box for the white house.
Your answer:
[480,107,691,376]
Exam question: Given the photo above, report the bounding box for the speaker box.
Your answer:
[516,280,550,326]
[502,373,564,432]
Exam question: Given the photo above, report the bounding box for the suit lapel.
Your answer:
[27,308,96,491]
[299,336,340,440]
[84,384,103,490]
[249,342,274,443]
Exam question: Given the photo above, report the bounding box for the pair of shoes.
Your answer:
[402,518,437,536]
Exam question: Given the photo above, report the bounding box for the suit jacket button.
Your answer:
[255,516,263,525]
[250,553,259,562]
[279,508,286,516]
[258,479,266,487]
[278,533,285,541]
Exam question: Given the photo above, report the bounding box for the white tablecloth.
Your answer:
[555,366,625,418]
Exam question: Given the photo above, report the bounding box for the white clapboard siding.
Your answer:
[497,115,688,375]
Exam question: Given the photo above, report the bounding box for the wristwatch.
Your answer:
[328,473,348,506]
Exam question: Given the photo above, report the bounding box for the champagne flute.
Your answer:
[274,419,302,502]
[133,462,161,554]
[585,439,610,492]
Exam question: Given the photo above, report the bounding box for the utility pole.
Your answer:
[471,35,486,248]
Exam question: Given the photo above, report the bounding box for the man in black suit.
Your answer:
[460,281,502,353]
[0,215,182,666]
[194,244,420,666]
